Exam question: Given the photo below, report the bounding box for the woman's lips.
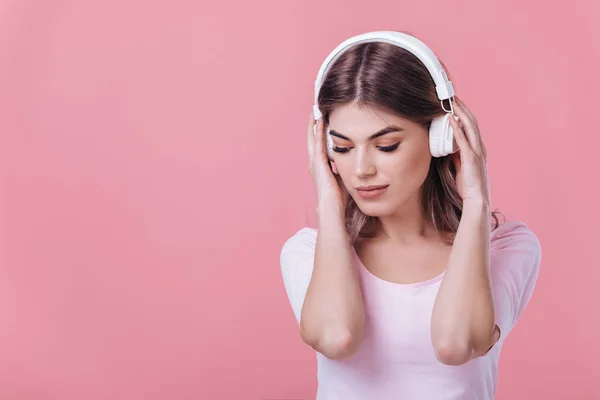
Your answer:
[356,185,389,199]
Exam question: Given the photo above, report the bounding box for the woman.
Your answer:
[280,31,541,399]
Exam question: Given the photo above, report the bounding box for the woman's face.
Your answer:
[327,103,432,217]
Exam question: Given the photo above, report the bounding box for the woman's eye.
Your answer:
[332,146,350,153]
[332,143,400,154]
[378,143,400,152]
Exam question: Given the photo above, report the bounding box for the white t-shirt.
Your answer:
[280,220,541,400]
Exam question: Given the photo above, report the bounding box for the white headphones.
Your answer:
[313,31,458,159]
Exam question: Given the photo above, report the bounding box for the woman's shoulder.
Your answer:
[282,226,318,247]
[280,221,541,255]
[280,227,318,264]
[491,219,541,254]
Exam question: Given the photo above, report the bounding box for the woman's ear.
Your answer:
[330,161,339,175]
[450,150,461,169]
[450,151,463,199]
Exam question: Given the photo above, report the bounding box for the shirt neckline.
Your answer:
[350,220,523,290]
[351,245,446,289]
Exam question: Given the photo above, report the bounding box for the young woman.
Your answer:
[280,31,541,399]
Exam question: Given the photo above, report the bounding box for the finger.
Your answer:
[307,111,316,157]
[454,96,475,122]
[452,100,481,155]
[455,97,485,155]
[314,117,327,161]
[449,114,472,155]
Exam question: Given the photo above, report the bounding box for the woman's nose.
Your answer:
[354,149,376,177]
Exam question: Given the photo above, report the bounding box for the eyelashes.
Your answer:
[378,143,400,152]
[331,146,349,153]
[332,143,400,154]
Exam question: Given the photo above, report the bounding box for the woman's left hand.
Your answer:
[449,96,490,206]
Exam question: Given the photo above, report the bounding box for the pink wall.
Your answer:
[1,0,598,399]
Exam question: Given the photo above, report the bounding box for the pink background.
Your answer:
[1,1,598,399]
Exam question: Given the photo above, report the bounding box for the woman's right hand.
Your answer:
[307,111,348,214]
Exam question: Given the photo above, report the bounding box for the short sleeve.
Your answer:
[489,221,542,346]
[280,227,318,324]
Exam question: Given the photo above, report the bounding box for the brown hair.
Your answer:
[315,34,504,244]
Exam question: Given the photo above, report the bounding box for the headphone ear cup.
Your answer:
[429,115,445,157]
[429,113,457,157]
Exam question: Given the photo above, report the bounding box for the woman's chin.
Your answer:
[354,201,393,217]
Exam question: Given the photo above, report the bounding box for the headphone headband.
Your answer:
[313,31,455,120]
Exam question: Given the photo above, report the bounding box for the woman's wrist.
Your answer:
[316,196,345,222]
[462,198,491,216]
[459,200,492,230]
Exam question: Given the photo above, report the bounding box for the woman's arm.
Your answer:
[429,97,500,365]
[430,199,499,365]
[299,200,365,360]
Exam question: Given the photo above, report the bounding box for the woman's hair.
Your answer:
[316,36,504,245]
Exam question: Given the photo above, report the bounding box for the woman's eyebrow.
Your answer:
[328,125,404,141]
